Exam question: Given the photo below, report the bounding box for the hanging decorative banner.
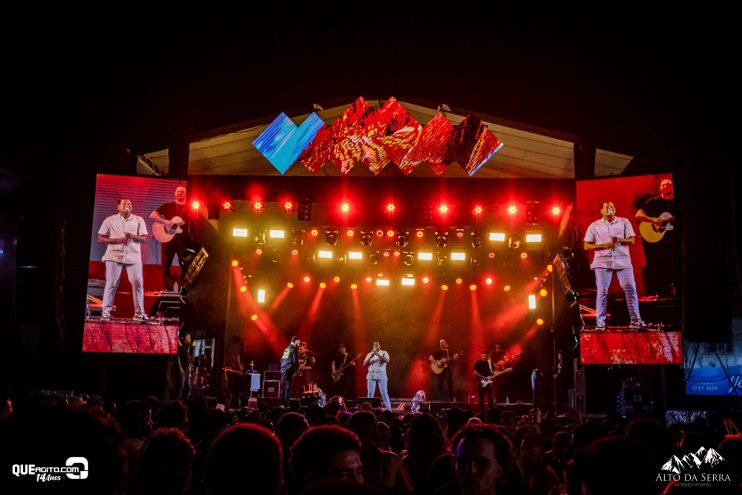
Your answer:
[252,112,325,174]
[253,96,502,176]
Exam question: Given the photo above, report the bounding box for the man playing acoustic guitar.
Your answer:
[150,185,188,291]
[429,339,461,402]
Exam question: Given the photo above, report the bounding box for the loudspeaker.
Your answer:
[264,370,282,381]
[263,380,280,399]
[619,380,653,417]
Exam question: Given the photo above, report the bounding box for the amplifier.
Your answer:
[263,380,280,399]
[264,371,282,381]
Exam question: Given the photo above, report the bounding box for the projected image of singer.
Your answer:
[583,201,647,331]
[97,198,149,321]
[363,341,391,410]
[150,185,188,292]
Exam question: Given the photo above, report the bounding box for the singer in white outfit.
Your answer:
[583,201,647,330]
[363,341,391,410]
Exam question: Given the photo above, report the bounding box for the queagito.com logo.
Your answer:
[11,457,88,482]
[657,447,731,488]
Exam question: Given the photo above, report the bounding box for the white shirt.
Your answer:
[584,216,635,270]
[98,213,148,264]
[364,350,389,380]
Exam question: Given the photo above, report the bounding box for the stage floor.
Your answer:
[82,318,179,354]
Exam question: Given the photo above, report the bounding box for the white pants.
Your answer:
[103,261,144,315]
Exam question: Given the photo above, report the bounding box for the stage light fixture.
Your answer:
[441,284,449,291]
[526,202,540,224]
[401,277,415,286]
[415,229,424,239]
[269,229,285,239]
[525,233,542,243]
[469,256,480,268]
[471,231,483,249]
[537,318,544,326]
[325,229,338,246]
[438,204,449,215]
[456,278,463,285]
[350,283,358,289]
[298,198,312,221]
[320,282,327,288]
[291,249,299,256]
[232,227,248,238]
[386,229,395,238]
[231,259,239,267]
[310,228,319,237]
[418,252,433,261]
[255,248,263,255]
[303,276,311,283]
[283,200,295,213]
[393,250,400,257]
[395,231,409,248]
[437,254,448,267]
[402,252,415,266]
[383,250,390,257]
[508,236,521,250]
[473,204,484,216]
[287,282,294,288]
[360,230,373,246]
[455,230,465,239]
[520,252,528,259]
[251,199,264,213]
[257,289,266,303]
[239,285,247,293]
[489,232,506,242]
[539,288,548,297]
[340,202,350,213]
[528,294,537,309]
[503,285,511,292]
[551,205,561,217]
[469,284,477,291]
[422,276,430,284]
[333,276,341,283]
[222,200,235,212]
[291,229,305,246]
[376,278,390,286]
[435,231,448,248]
[368,251,380,265]
[451,251,466,261]
[346,229,354,237]
[251,314,258,321]
[191,200,201,211]
[484,276,493,285]
[317,250,333,259]
[254,231,266,245]
[386,202,396,213]
[347,251,364,260]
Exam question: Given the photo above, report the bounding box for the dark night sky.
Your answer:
[1,6,737,169]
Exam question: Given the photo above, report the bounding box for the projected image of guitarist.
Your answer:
[429,339,462,401]
[331,344,360,399]
[150,185,189,291]
[635,178,679,297]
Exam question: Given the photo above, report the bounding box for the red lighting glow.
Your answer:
[346,229,354,237]
[416,230,424,238]
[469,284,477,291]
[441,284,449,291]
[455,278,463,285]
[539,289,548,297]
[319,282,327,289]
[551,205,561,216]
[251,314,258,321]
[438,204,449,215]
[231,259,239,267]
[191,200,200,210]
[386,203,396,213]
[287,282,294,288]
[283,200,295,213]
[350,283,358,290]
[503,285,511,292]
[386,229,395,238]
[473,204,483,215]
[333,276,341,283]
[222,200,234,211]
[340,202,350,213]
[536,318,544,325]
[365,276,373,283]
[303,276,311,283]
[239,285,247,293]
[252,199,264,212]
[520,252,528,259]
[507,205,517,215]
[422,276,430,284]
[485,277,493,285]
[310,228,319,237]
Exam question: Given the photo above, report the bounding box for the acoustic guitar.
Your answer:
[331,353,362,383]
[638,212,674,243]
[152,216,185,243]
[430,351,463,374]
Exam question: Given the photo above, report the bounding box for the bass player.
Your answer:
[331,343,359,399]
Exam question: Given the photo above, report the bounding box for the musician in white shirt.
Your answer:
[97,198,149,321]
[363,341,391,410]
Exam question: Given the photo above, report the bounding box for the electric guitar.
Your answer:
[331,353,362,383]
[638,212,674,243]
[430,351,464,374]
[152,216,185,243]
[479,368,513,388]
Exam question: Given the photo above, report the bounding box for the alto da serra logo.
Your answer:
[657,447,731,485]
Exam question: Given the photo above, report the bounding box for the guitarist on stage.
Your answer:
[331,343,357,399]
[429,339,458,401]
[635,178,679,298]
[473,350,496,413]
[150,185,189,291]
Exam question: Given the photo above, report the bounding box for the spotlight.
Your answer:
[251,199,264,213]
[283,200,295,213]
[254,231,266,245]
[472,204,484,216]
[292,229,305,246]
[415,229,424,239]
[435,231,448,248]
[191,200,201,211]
[507,204,517,215]
[340,202,350,213]
[360,231,373,246]
[395,231,409,248]
[386,202,396,213]
[222,200,234,212]
[325,229,338,246]
[551,205,561,217]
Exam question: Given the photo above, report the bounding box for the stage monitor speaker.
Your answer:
[357,396,382,408]
[263,380,280,399]
[264,370,282,381]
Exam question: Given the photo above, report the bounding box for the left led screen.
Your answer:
[83,174,187,354]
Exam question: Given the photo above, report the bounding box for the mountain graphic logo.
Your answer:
[660,447,725,474]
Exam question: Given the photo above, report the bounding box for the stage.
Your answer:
[82,319,179,354]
